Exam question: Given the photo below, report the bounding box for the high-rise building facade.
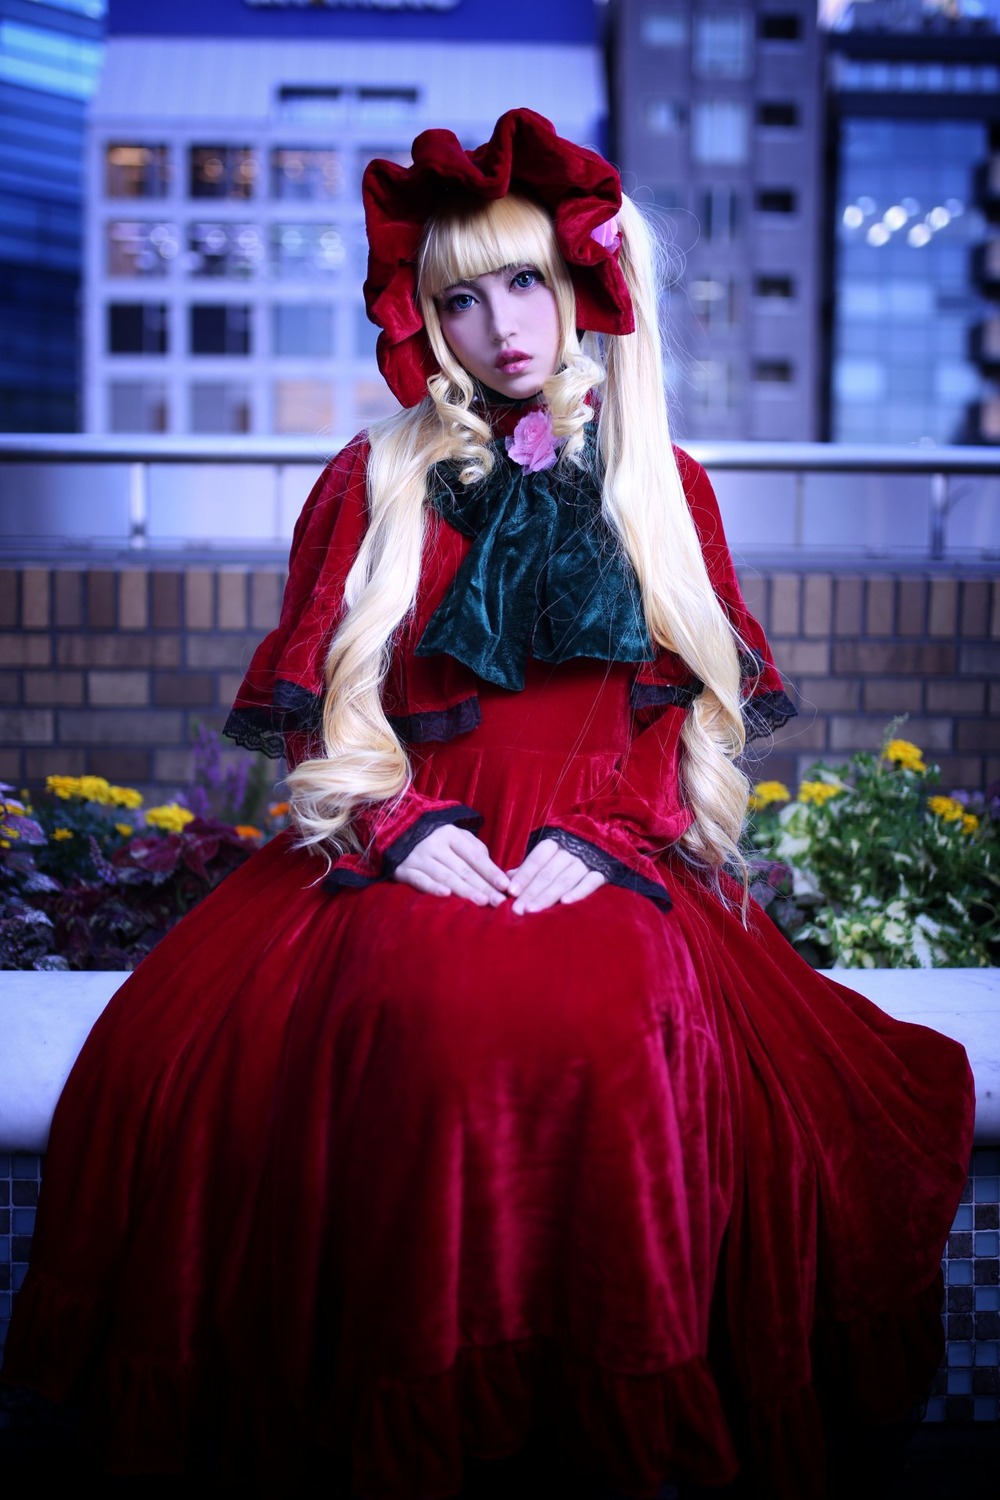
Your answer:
[826,0,1000,444]
[0,0,104,431]
[85,0,606,439]
[607,1,824,442]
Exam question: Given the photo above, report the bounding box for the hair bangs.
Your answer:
[417,194,564,300]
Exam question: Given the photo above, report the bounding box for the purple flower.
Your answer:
[505,409,561,473]
[590,215,621,253]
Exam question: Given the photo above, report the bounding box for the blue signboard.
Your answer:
[108,0,598,43]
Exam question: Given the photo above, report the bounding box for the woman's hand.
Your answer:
[393,824,512,906]
[506,838,605,915]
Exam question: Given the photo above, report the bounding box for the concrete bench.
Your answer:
[1,967,998,1153]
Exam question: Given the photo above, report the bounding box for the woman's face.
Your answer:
[435,264,561,400]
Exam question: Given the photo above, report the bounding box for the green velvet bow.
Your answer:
[417,431,654,691]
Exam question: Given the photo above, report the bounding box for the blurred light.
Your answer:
[884,205,908,231]
[843,204,864,228]
[857,195,877,215]
[945,197,965,217]
[901,197,920,216]
[867,224,891,246]
[928,206,951,230]
[908,224,932,248]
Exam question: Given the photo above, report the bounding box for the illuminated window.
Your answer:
[271,147,343,200]
[106,222,179,277]
[188,224,263,279]
[271,223,347,279]
[190,305,251,356]
[105,144,170,199]
[645,100,686,135]
[354,305,379,361]
[691,277,740,329]
[692,101,749,165]
[107,303,168,354]
[190,382,251,434]
[693,13,751,78]
[189,146,257,200]
[354,378,399,423]
[640,9,688,46]
[272,304,335,358]
[273,379,337,435]
[108,381,168,433]
[698,187,741,241]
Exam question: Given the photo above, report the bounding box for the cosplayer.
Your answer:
[1,111,975,1500]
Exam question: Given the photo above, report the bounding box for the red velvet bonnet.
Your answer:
[362,108,634,408]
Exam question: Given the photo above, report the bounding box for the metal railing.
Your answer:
[1,433,999,561]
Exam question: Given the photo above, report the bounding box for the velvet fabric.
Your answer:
[1,430,975,1500]
[362,108,633,407]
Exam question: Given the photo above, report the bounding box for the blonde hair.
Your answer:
[287,190,750,890]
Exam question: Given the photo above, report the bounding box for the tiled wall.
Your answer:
[0,565,997,800]
[2,1147,998,1425]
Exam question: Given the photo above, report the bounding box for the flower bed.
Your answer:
[747,724,1000,969]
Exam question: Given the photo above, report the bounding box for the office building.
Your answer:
[0,0,104,431]
[606,1,824,442]
[826,0,1000,444]
[85,0,606,439]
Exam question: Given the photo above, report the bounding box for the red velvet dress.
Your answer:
[1,420,975,1500]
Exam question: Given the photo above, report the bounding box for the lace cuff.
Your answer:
[382,805,484,877]
[387,697,482,745]
[526,826,671,911]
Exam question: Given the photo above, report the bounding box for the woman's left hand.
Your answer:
[505,839,605,915]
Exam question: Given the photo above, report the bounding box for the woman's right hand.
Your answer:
[393,824,511,906]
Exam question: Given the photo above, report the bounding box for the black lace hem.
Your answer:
[223,706,288,761]
[388,697,482,745]
[322,866,380,894]
[630,679,703,714]
[223,681,324,760]
[382,805,484,877]
[743,689,798,743]
[526,826,671,911]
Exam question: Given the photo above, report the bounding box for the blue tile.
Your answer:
[0,1242,10,1266]
[10,1158,39,1181]
[974,1231,1000,1257]
[952,1204,974,1231]
[948,1259,973,1285]
[973,1397,999,1421]
[923,1396,946,1422]
[973,1150,1000,1175]
[975,1342,1000,1366]
[977,1287,1000,1311]
[949,1341,974,1366]
[974,1176,1000,1203]
[11,1209,35,1236]
[11,1264,28,1291]
[947,1368,972,1394]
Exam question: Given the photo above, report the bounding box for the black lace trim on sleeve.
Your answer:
[322,866,381,894]
[526,826,671,911]
[630,679,703,714]
[223,680,324,761]
[382,805,484,877]
[742,689,798,744]
[387,696,482,745]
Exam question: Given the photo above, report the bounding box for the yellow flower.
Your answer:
[108,785,143,809]
[883,739,927,774]
[145,803,196,834]
[748,780,791,811]
[115,823,134,837]
[44,774,142,808]
[798,780,844,806]
[52,826,74,841]
[0,825,19,841]
[268,800,290,820]
[962,813,979,834]
[927,795,964,823]
[234,824,263,841]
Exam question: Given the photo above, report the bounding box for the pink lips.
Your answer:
[495,349,530,372]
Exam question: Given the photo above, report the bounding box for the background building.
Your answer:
[85,0,606,439]
[825,0,1000,443]
[607,0,825,443]
[0,0,104,432]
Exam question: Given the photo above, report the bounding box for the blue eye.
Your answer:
[512,269,540,290]
[443,290,475,314]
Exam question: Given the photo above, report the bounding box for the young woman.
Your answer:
[2,110,975,1500]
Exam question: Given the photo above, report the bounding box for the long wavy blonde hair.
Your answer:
[286,191,751,885]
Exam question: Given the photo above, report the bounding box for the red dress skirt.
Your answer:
[2,655,975,1499]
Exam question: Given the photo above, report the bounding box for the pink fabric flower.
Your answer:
[505,409,561,472]
[590,215,622,253]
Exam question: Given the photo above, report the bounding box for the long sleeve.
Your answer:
[225,436,482,889]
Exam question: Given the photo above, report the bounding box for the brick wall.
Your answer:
[0,563,997,800]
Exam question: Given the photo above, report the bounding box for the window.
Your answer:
[754,274,796,302]
[108,303,168,355]
[189,146,257,200]
[645,100,686,135]
[753,359,794,384]
[105,144,170,199]
[273,379,336,435]
[188,223,263,279]
[271,147,343,201]
[271,223,347,279]
[699,187,741,242]
[356,146,412,190]
[693,13,751,79]
[759,13,800,41]
[691,277,740,330]
[106,222,178,277]
[108,381,168,433]
[690,359,740,411]
[692,102,748,165]
[354,377,399,423]
[190,305,251,356]
[190,382,251,434]
[272,303,335,358]
[640,9,688,46]
[757,102,799,129]
[354,305,379,361]
[756,188,797,215]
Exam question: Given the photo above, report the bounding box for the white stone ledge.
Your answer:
[0,968,997,1155]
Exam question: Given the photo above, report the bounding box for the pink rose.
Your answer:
[505,409,561,473]
[590,215,622,253]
